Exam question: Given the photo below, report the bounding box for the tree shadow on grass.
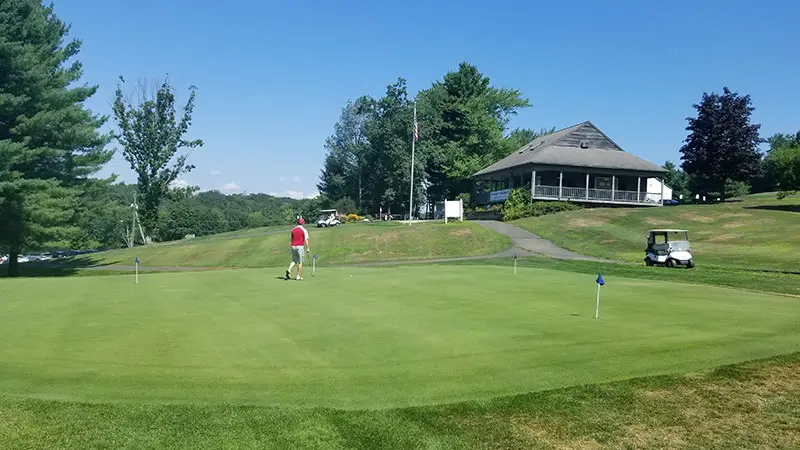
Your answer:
[745,204,800,213]
[0,257,123,278]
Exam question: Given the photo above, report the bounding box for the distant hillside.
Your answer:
[514,193,800,272]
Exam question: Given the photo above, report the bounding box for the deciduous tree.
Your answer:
[764,131,800,199]
[417,62,531,201]
[679,87,762,198]
[112,76,203,240]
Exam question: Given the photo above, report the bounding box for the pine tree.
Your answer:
[679,87,762,198]
[0,0,112,276]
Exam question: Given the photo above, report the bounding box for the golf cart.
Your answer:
[645,229,694,268]
[316,209,341,228]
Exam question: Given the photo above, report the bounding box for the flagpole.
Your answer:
[595,284,600,319]
[408,101,416,224]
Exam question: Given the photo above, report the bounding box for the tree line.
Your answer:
[667,87,799,201]
[317,62,548,216]
[0,1,316,276]
[319,74,800,211]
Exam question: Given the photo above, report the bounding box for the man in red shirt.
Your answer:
[286,217,310,280]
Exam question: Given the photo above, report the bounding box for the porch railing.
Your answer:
[532,185,662,205]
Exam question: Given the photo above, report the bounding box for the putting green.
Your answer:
[0,265,797,409]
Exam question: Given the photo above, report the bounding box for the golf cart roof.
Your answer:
[319,209,338,213]
[648,229,688,233]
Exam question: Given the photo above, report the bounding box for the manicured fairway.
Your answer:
[0,265,798,410]
[58,221,511,269]
[514,194,800,272]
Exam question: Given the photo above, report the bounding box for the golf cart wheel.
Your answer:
[666,259,677,268]
[686,260,695,269]
[645,258,654,267]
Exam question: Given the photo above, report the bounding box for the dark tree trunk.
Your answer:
[8,250,20,278]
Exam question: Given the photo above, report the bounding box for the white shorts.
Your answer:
[291,246,305,264]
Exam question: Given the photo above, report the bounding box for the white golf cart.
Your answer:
[316,209,341,228]
[644,229,694,269]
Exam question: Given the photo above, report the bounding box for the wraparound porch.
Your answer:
[473,168,668,206]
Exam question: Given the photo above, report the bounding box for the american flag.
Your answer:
[413,105,418,142]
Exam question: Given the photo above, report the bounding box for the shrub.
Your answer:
[724,178,751,199]
[500,188,531,221]
[502,197,581,222]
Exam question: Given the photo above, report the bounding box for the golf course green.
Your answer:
[1,265,797,410]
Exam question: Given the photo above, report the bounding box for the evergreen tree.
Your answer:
[0,0,112,276]
[679,87,762,198]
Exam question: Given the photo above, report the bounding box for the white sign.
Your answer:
[489,189,511,203]
[444,199,463,223]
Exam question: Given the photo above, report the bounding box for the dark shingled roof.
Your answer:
[473,121,667,177]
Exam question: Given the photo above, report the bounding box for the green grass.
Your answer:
[1,265,799,449]
[447,256,800,296]
[59,221,511,269]
[514,193,800,272]
[1,353,797,449]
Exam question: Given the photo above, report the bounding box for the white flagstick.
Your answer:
[595,273,604,319]
[595,284,600,319]
[514,254,517,275]
[135,256,139,284]
[312,254,316,277]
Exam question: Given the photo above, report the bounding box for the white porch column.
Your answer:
[531,170,537,198]
[660,177,665,205]
[558,171,563,199]
[585,173,590,200]
[611,175,616,201]
[636,177,641,203]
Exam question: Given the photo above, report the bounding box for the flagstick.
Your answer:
[595,284,600,319]
[135,261,139,284]
[312,255,316,277]
[514,254,517,275]
[407,101,417,225]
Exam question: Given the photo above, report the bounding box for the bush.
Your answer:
[502,195,581,222]
[343,213,361,223]
[724,179,751,199]
[500,188,531,221]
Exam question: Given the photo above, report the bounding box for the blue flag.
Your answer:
[596,273,605,286]
[135,256,139,264]
[514,253,517,260]
[313,253,317,259]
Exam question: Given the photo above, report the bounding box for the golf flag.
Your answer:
[513,253,517,274]
[135,256,139,265]
[313,253,317,259]
[135,256,139,284]
[595,273,604,319]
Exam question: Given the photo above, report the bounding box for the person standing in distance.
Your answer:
[286,217,310,280]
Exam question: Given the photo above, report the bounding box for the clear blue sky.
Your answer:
[56,0,800,199]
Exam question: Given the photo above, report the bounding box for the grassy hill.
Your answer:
[514,193,800,272]
[66,221,512,269]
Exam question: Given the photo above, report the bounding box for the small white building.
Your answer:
[646,178,672,203]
